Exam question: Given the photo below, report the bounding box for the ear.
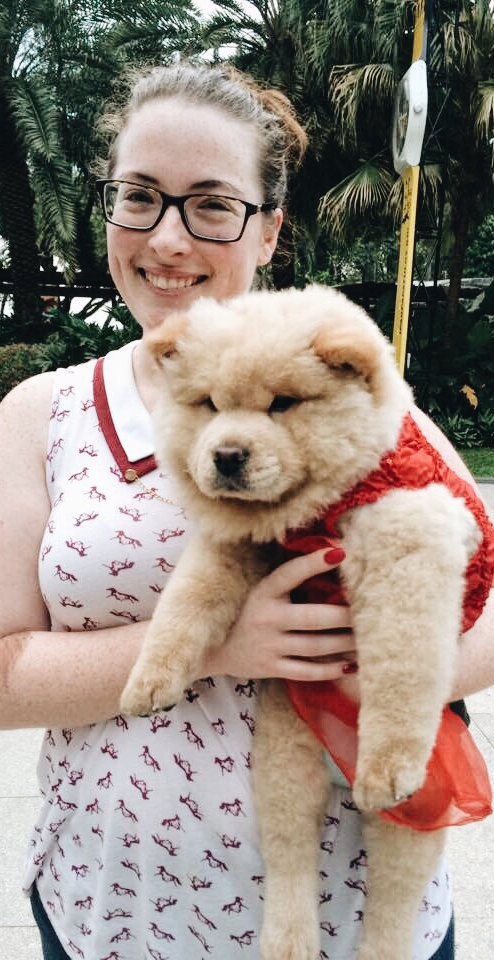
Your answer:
[257,208,283,267]
[145,314,189,365]
[312,326,383,388]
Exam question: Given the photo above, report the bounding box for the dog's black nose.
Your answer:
[214,446,249,479]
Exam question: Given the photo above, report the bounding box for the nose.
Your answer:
[148,204,192,254]
[214,446,250,479]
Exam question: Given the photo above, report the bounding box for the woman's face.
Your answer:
[106,97,283,331]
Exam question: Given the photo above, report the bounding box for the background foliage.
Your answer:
[0,0,493,451]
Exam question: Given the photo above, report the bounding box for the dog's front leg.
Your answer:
[358,814,446,960]
[253,679,330,960]
[120,537,262,715]
[340,484,480,812]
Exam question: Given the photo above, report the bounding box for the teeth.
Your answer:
[145,273,198,291]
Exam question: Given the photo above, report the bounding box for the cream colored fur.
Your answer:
[120,285,480,960]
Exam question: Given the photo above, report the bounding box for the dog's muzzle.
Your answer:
[213,445,250,490]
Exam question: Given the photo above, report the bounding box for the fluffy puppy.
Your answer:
[121,285,484,960]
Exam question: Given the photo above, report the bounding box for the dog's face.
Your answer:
[148,286,411,541]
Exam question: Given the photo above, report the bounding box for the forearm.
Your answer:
[0,623,147,729]
[450,588,494,701]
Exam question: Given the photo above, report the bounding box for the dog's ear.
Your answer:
[146,314,189,365]
[312,326,383,388]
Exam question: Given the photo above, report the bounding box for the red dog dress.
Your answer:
[284,414,494,831]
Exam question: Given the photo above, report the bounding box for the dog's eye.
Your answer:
[268,396,299,414]
[201,397,217,412]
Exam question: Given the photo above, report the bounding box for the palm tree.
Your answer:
[94,0,202,64]
[199,0,350,286]
[428,0,494,332]
[0,0,203,336]
[315,0,494,333]
[0,0,80,336]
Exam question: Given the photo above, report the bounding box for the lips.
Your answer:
[141,270,205,291]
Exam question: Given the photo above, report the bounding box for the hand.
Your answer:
[203,548,357,683]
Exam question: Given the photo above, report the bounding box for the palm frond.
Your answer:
[371,0,411,67]
[318,160,394,239]
[474,82,494,146]
[385,174,403,222]
[31,154,78,273]
[439,21,477,73]
[324,0,372,61]
[330,62,394,147]
[329,64,362,146]
[385,162,444,226]
[204,0,256,18]
[418,163,443,220]
[7,76,78,268]
[200,12,265,50]
[8,76,61,161]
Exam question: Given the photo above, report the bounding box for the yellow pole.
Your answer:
[393,165,420,374]
[392,0,428,375]
[412,0,427,61]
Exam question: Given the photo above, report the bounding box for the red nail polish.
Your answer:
[342,661,359,674]
[324,548,346,565]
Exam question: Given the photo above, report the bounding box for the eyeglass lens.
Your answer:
[103,181,247,240]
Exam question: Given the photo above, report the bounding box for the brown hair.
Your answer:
[98,62,307,208]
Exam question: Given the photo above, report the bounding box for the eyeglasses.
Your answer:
[95,179,276,243]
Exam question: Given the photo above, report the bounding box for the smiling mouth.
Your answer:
[141,270,206,291]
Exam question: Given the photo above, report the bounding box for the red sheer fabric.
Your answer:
[284,414,494,830]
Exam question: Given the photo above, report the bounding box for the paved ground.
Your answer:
[1,484,493,959]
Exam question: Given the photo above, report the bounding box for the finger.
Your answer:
[281,632,356,660]
[277,656,357,683]
[262,547,345,599]
[284,602,352,633]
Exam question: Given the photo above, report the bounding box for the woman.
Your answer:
[0,61,492,960]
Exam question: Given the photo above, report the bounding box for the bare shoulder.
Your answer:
[0,369,55,420]
[410,403,475,485]
[0,371,55,518]
[0,371,55,454]
[0,372,56,635]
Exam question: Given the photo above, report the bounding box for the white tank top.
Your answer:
[23,341,452,958]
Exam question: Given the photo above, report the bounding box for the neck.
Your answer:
[131,339,163,413]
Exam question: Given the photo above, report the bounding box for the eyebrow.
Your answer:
[117,172,242,195]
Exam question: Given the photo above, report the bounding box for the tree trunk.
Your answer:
[0,89,44,342]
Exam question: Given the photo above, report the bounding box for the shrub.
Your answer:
[0,342,45,400]
[34,303,140,372]
[0,300,141,400]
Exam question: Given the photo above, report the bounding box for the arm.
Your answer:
[412,405,494,699]
[0,374,147,729]
[0,374,355,729]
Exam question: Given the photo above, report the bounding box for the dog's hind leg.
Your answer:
[253,679,330,960]
[358,814,446,960]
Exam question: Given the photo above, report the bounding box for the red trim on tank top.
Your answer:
[93,356,157,481]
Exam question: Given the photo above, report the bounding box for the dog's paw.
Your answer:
[260,922,319,960]
[120,665,185,716]
[353,741,428,811]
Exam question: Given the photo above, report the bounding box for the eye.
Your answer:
[268,396,300,414]
[201,397,217,412]
[196,195,236,212]
[121,186,156,206]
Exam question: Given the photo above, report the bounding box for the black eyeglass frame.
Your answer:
[95,178,277,243]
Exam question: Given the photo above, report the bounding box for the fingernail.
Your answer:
[324,548,346,565]
[342,661,359,674]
